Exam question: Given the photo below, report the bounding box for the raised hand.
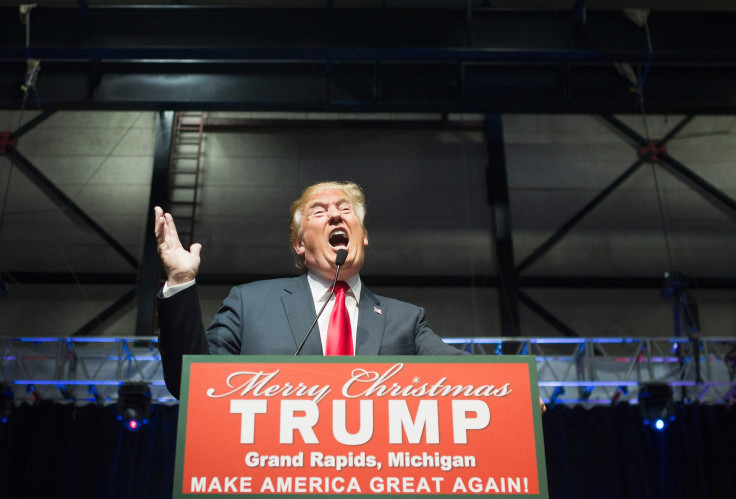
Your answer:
[154,206,202,286]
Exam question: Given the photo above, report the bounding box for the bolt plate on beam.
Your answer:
[0,131,18,154]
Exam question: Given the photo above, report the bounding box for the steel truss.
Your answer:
[446,337,736,405]
[1,336,734,406]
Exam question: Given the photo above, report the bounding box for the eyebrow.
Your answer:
[306,198,352,210]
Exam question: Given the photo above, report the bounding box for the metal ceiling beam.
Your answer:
[0,62,733,114]
[135,111,173,336]
[518,291,579,338]
[0,8,651,60]
[10,110,56,138]
[518,114,698,274]
[659,152,736,223]
[516,159,646,274]
[602,114,736,222]
[4,145,139,269]
[73,288,136,336]
[485,114,520,337]
[601,113,693,149]
[10,272,736,289]
[0,7,735,112]
[199,118,487,131]
[1,8,733,63]
[660,115,696,144]
[599,114,648,147]
[7,272,138,284]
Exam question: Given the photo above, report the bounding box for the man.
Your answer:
[155,181,466,399]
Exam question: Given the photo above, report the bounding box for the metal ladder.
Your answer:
[167,112,205,248]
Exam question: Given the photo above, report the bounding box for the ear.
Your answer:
[363,234,369,247]
[293,238,306,257]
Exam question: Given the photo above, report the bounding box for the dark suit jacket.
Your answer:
[158,275,466,398]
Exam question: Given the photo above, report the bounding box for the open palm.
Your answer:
[154,206,201,286]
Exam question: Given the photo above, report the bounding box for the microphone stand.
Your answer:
[294,249,347,355]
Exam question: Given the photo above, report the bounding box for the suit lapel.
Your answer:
[282,275,323,355]
[356,285,384,355]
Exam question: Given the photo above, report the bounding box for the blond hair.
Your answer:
[289,181,367,271]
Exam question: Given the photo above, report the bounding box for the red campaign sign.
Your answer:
[174,355,548,498]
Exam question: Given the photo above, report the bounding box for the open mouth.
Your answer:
[329,229,349,249]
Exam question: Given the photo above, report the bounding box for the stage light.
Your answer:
[0,383,13,423]
[638,382,675,431]
[117,382,151,432]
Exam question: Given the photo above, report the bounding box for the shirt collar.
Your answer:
[306,271,361,304]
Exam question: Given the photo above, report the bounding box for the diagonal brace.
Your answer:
[517,159,646,273]
[518,114,696,274]
[73,288,136,336]
[604,113,736,220]
[659,152,736,223]
[5,144,139,269]
[518,290,579,337]
[600,114,695,149]
[10,110,56,139]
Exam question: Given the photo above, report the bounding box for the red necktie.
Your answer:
[325,281,353,355]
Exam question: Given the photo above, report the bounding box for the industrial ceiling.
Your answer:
[1,1,735,339]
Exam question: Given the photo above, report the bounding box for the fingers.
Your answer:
[156,211,183,251]
[154,207,184,253]
[164,213,180,244]
[190,243,202,258]
[154,206,177,246]
[153,206,165,241]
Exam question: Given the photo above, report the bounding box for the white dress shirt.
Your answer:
[306,272,361,356]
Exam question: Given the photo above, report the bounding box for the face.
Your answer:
[293,188,368,281]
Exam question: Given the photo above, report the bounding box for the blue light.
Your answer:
[642,414,675,431]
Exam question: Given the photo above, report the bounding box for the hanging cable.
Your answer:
[460,118,482,338]
[633,13,676,274]
[2,4,40,235]
[630,14,699,384]
[0,5,38,276]
[651,164,675,272]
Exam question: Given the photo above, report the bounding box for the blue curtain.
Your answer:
[543,403,736,498]
[0,402,177,499]
[2,402,735,498]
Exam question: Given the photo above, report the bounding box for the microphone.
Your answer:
[294,249,348,355]
[334,248,348,267]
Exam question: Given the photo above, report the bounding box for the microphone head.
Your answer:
[335,249,348,266]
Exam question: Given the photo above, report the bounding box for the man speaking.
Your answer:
[155,181,467,398]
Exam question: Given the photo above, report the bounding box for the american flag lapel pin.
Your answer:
[374,306,382,315]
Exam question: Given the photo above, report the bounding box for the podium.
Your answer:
[174,355,548,497]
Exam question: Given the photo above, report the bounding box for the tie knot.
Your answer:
[333,281,349,293]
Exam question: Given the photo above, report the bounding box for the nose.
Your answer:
[327,204,342,222]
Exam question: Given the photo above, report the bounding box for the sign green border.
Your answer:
[174,355,548,498]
